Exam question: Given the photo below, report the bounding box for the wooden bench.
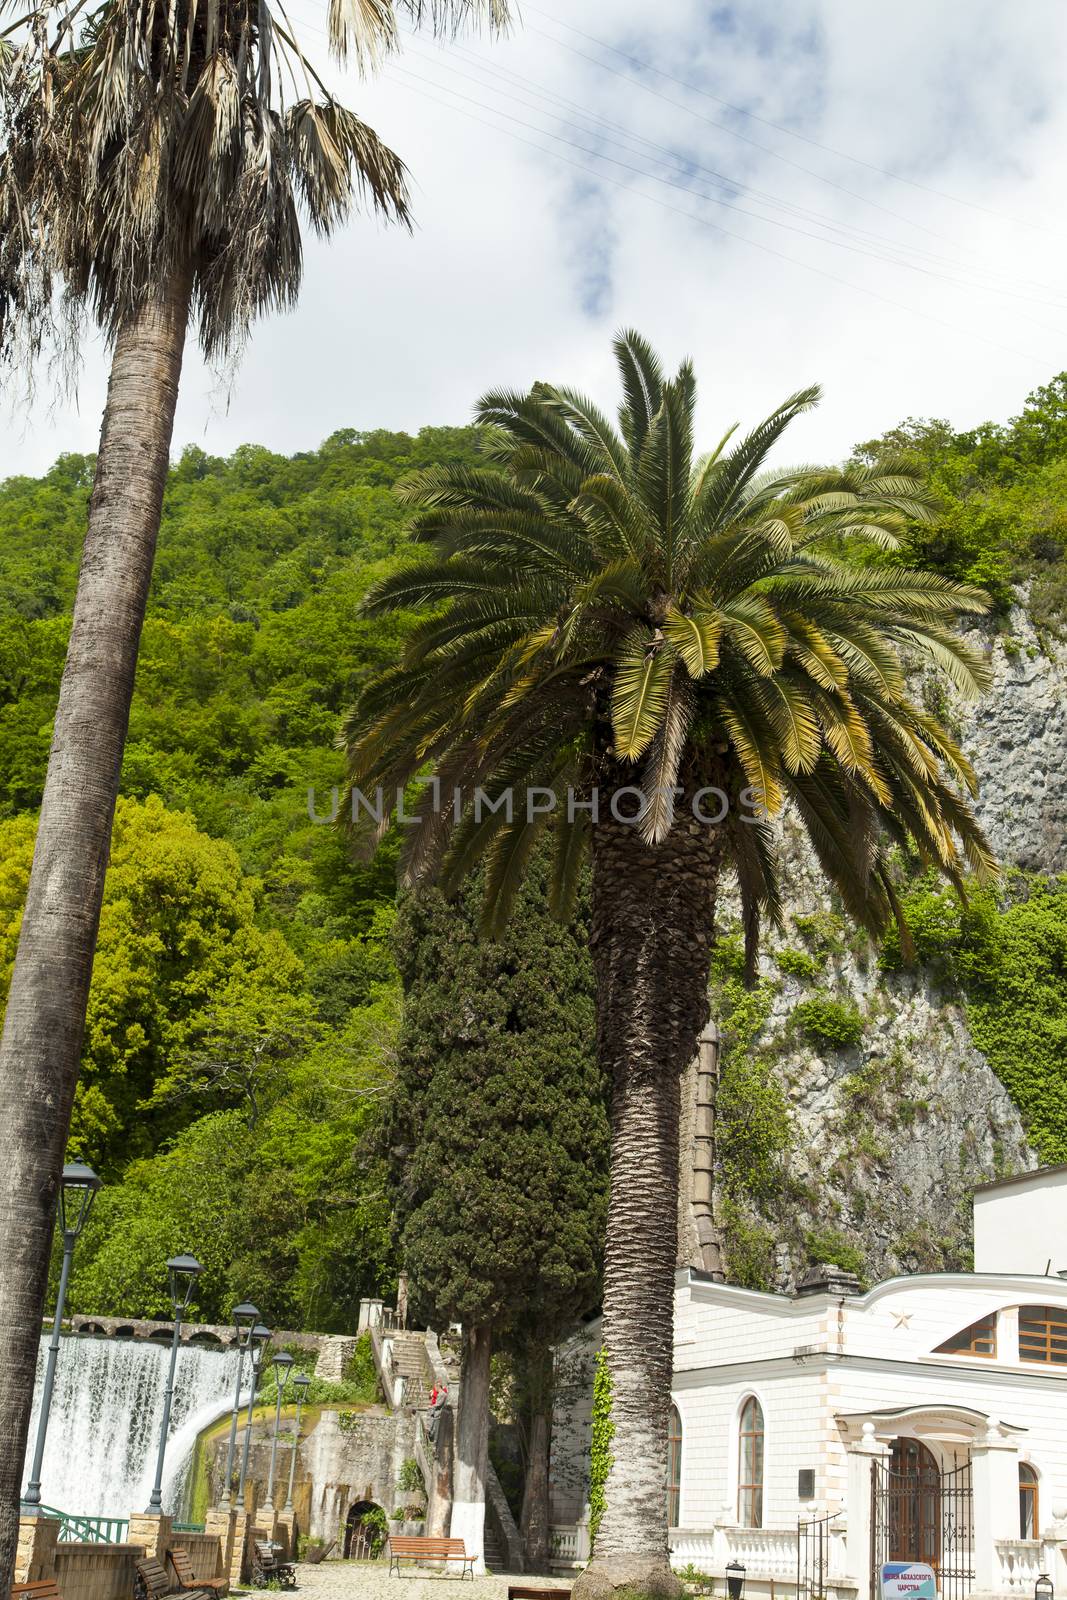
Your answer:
[135,1555,212,1600]
[169,1547,228,1595]
[13,1583,63,1600]
[252,1540,296,1590]
[388,1536,474,1579]
[508,1589,572,1600]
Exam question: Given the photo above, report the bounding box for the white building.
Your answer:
[550,1166,1067,1600]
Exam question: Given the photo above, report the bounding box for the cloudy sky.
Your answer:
[5,0,1067,477]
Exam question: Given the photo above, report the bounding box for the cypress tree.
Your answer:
[385,851,609,1569]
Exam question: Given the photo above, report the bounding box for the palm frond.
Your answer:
[663,603,721,677]
[613,327,663,456]
[639,669,693,843]
[610,629,674,759]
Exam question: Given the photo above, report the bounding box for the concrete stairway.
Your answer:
[389,1331,436,1405]
[483,1524,504,1572]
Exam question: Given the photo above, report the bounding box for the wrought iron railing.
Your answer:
[38,1506,130,1544]
[173,1522,206,1534]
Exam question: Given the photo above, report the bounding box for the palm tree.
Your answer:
[0,0,506,1583]
[342,331,995,1595]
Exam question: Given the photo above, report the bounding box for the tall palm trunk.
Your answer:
[580,797,724,1599]
[0,266,192,1598]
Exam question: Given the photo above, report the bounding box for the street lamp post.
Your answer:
[146,1255,204,1514]
[237,1324,272,1505]
[283,1374,311,1513]
[220,1304,260,1509]
[263,1354,294,1511]
[23,1162,102,1510]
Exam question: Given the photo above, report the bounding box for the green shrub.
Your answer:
[719,1196,778,1290]
[804,1226,867,1283]
[775,947,824,980]
[396,1458,424,1496]
[793,995,865,1049]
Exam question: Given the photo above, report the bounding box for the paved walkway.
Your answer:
[290,1561,572,1600]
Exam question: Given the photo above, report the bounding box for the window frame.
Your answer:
[1019,1305,1067,1366]
[933,1312,997,1358]
[1019,1463,1039,1540]
[667,1404,682,1528]
[738,1395,765,1529]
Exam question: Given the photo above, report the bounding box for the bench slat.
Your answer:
[388,1533,475,1580]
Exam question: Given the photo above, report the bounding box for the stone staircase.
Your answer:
[388,1331,436,1406]
[367,1314,524,1573]
[483,1524,504,1572]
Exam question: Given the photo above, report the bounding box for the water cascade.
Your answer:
[22,1334,243,1521]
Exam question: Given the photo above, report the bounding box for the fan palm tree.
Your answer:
[0,0,506,1583]
[342,331,996,1595]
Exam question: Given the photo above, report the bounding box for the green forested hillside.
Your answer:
[0,425,484,1330]
[4,375,1067,1325]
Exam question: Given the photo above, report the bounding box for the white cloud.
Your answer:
[4,0,1067,479]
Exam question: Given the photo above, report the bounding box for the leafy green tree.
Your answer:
[72,993,399,1328]
[384,855,609,1569]
[0,796,306,1169]
[343,331,994,1593]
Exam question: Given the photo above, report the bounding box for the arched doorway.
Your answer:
[888,1439,941,1569]
[344,1501,387,1561]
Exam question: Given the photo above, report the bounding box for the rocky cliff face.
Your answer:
[706,604,1066,1291]
[961,601,1067,874]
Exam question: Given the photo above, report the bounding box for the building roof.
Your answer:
[973,1164,1067,1194]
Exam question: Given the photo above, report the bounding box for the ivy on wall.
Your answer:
[588,1348,615,1554]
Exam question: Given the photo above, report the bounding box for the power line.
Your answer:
[383,56,1067,336]
[524,2,1066,240]
[378,62,1044,371]
[412,32,1067,311]
[280,2,1066,349]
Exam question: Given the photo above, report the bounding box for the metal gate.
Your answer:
[798,1509,842,1600]
[871,1449,973,1600]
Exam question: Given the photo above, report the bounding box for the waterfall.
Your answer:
[22,1334,243,1521]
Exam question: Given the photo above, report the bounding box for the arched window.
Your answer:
[1019,1306,1067,1365]
[738,1397,764,1528]
[1019,1464,1039,1539]
[667,1405,682,1526]
[934,1313,997,1357]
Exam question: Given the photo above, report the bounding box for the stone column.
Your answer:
[14,1512,61,1585]
[275,1509,297,1559]
[971,1420,1019,1596]
[254,1509,281,1549]
[204,1507,238,1579]
[127,1513,173,1563]
[229,1511,252,1587]
[1041,1504,1067,1597]
[846,1424,889,1600]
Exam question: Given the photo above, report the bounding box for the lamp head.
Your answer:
[232,1302,259,1341]
[250,1324,272,1368]
[292,1373,312,1401]
[59,1162,102,1240]
[166,1254,203,1313]
[272,1352,295,1392]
